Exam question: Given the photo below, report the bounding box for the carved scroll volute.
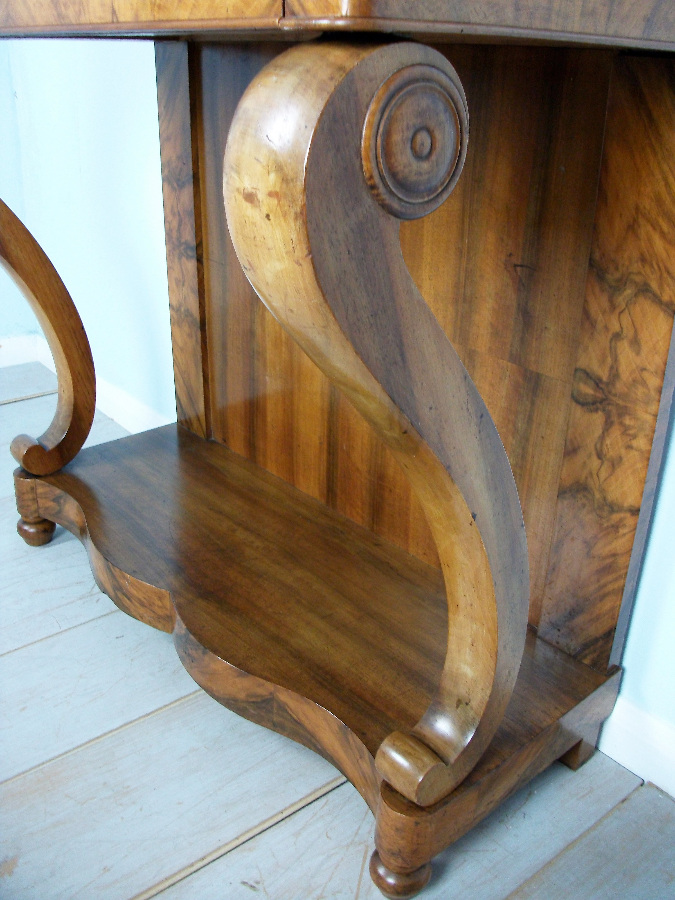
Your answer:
[0,199,95,475]
[224,42,529,806]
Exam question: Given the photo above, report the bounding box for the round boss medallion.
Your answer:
[362,63,469,220]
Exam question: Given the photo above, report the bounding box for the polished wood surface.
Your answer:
[155,41,210,438]
[7,26,675,899]
[285,1,675,50]
[370,851,431,899]
[539,55,675,670]
[0,199,96,476]
[25,424,616,890]
[401,45,612,622]
[375,660,620,877]
[224,41,529,806]
[2,0,673,47]
[37,425,448,768]
[0,0,281,36]
[193,42,612,639]
[14,468,56,546]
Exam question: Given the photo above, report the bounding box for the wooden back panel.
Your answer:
[540,55,675,668]
[157,42,675,672]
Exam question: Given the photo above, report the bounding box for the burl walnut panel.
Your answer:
[183,43,611,608]
[156,41,210,438]
[539,55,675,669]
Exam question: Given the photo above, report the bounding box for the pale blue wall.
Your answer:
[620,417,675,723]
[0,39,175,423]
[0,43,35,336]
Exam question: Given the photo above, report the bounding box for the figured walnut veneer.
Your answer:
[0,0,281,35]
[2,0,674,48]
[540,55,675,669]
[284,1,675,51]
[29,424,618,836]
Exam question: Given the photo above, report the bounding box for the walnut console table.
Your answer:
[2,4,675,897]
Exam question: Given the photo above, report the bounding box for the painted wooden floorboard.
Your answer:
[510,783,675,899]
[0,609,198,780]
[0,393,128,497]
[0,692,341,900]
[161,753,641,900]
[0,496,116,654]
[2,387,130,650]
[0,361,57,404]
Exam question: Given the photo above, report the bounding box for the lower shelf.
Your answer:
[21,424,620,883]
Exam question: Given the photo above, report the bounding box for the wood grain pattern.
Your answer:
[375,662,620,876]
[539,56,675,670]
[155,41,209,437]
[197,42,610,621]
[36,425,450,762]
[0,0,281,35]
[14,468,56,546]
[0,199,96,475]
[3,0,673,47]
[1,392,127,498]
[224,40,529,806]
[174,619,381,812]
[285,0,675,50]
[35,479,175,633]
[26,425,617,893]
[401,45,612,620]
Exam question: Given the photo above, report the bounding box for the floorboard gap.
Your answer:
[504,783,645,898]
[0,608,119,658]
[0,689,203,787]
[0,389,58,406]
[133,775,348,900]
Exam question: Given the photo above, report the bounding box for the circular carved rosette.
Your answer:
[362,63,468,219]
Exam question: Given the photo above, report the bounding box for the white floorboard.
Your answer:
[0,693,340,900]
[0,497,115,654]
[0,361,57,404]
[160,753,641,900]
[0,610,197,780]
[510,783,675,899]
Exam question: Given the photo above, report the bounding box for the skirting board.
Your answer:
[0,334,173,434]
[599,696,675,798]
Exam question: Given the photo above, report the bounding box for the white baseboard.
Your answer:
[95,377,173,435]
[599,696,675,798]
[0,334,173,434]
[0,333,55,370]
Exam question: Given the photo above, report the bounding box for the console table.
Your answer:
[2,4,674,897]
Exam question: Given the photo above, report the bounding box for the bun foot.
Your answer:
[17,515,56,546]
[369,851,432,899]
